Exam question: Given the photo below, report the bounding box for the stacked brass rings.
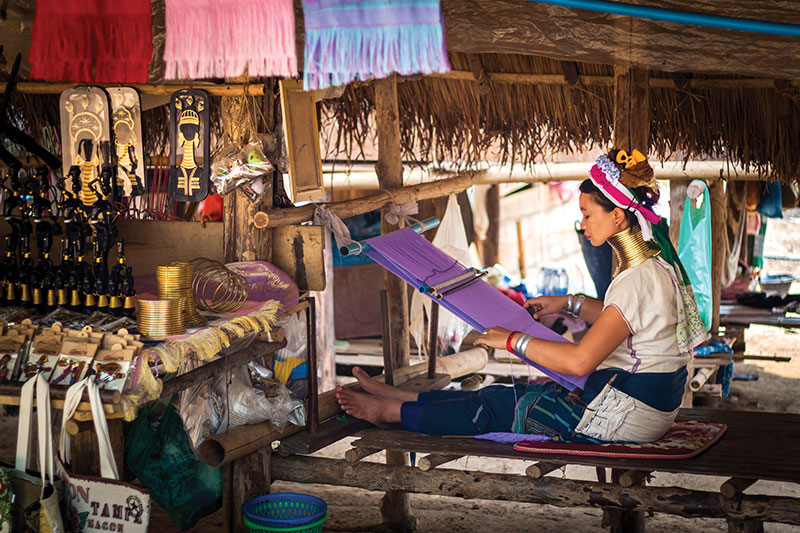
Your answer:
[190,258,249,313]
[157,262,206,326]
[136,299,185,339]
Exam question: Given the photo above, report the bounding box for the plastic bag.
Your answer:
[211,138,274,200]
[756,181,783,219]
[125,402,221,530]
[409,194,472,354]
[678,180,713,331]
[178,337,306,448]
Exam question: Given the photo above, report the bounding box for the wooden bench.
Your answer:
[271,408,800,532]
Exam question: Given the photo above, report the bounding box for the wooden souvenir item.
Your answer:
[48,341,98,386]
[18,335,62,381]
[0,333,25,381]
[59,87,113,208]
[169,89,210,202]
[107,87,146,197]
[91,344,137,392]
[279,80,325,202]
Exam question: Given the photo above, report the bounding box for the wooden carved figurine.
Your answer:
[169,89,210,202]
[60,87,112,208]
[108,87,145,197]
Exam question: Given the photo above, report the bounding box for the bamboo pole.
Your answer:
[197,347,488,467]
[0,82,265,96]
[5,76,800,96]
[258,174,474,228]
[421,71,800,89]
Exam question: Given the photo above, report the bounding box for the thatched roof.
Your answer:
[322,52,800,182]
[2,1,800,182]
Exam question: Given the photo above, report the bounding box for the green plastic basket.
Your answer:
[243,513,327,533]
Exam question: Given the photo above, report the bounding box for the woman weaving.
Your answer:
[336,149,706,443]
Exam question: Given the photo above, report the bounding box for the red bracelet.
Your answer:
[506,331,520,355]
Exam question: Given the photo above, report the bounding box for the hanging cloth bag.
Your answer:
[677,180,713,331]
[9,373,65,532]
[57,378,151,533]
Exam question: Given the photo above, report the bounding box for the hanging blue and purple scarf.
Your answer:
[302,0,451,90]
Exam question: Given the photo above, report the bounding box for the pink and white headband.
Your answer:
[589,154,661,241]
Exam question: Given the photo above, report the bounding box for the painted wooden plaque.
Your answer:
[169,89,210,202]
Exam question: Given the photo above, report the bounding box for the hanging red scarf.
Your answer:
[29,0,152,83]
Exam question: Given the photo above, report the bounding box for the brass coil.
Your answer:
[156,261,206,325]
[190,258,249,313]
[136,298,185,339]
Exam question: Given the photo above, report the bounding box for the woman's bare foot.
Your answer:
[336,386,403,427]
[352,366,419,402]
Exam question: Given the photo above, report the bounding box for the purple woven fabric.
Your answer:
[475,432,551,444]
[364,228,588,390]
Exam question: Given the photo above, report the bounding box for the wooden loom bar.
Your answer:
[0,82,266,96]
[271,455,800,526]
[259,174,474,228]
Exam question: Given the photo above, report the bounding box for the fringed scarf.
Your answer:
[29,0,151,83]
[164,0,297,80]
[302,0,451,90]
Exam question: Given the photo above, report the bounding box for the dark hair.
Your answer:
[579,179,660,227]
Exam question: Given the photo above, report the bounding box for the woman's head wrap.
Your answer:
[588,149,707,351]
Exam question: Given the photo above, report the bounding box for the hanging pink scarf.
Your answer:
[164,0,297,79]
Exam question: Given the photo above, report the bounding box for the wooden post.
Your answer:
[374,74,416,532]
[427,303,439,379]
[223,446,272,533]
[710,180,727,334]
[483,185,500,267]
[375,75,409,371]
[613,66,650,152]
[311,228,336,392]
[222,79,275,263]
[669,179,690,249]
[219,78,276,532]
[515,220,526,278]
[609,67,650,533]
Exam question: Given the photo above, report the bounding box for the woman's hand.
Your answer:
[474,326,512,351]
[524,295,567,320]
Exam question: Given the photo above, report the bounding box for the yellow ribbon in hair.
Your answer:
[616,149,646,169]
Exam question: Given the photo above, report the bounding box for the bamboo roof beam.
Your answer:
[257,173,475,228]
[5,74,800,96]
[423,71,800,89]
